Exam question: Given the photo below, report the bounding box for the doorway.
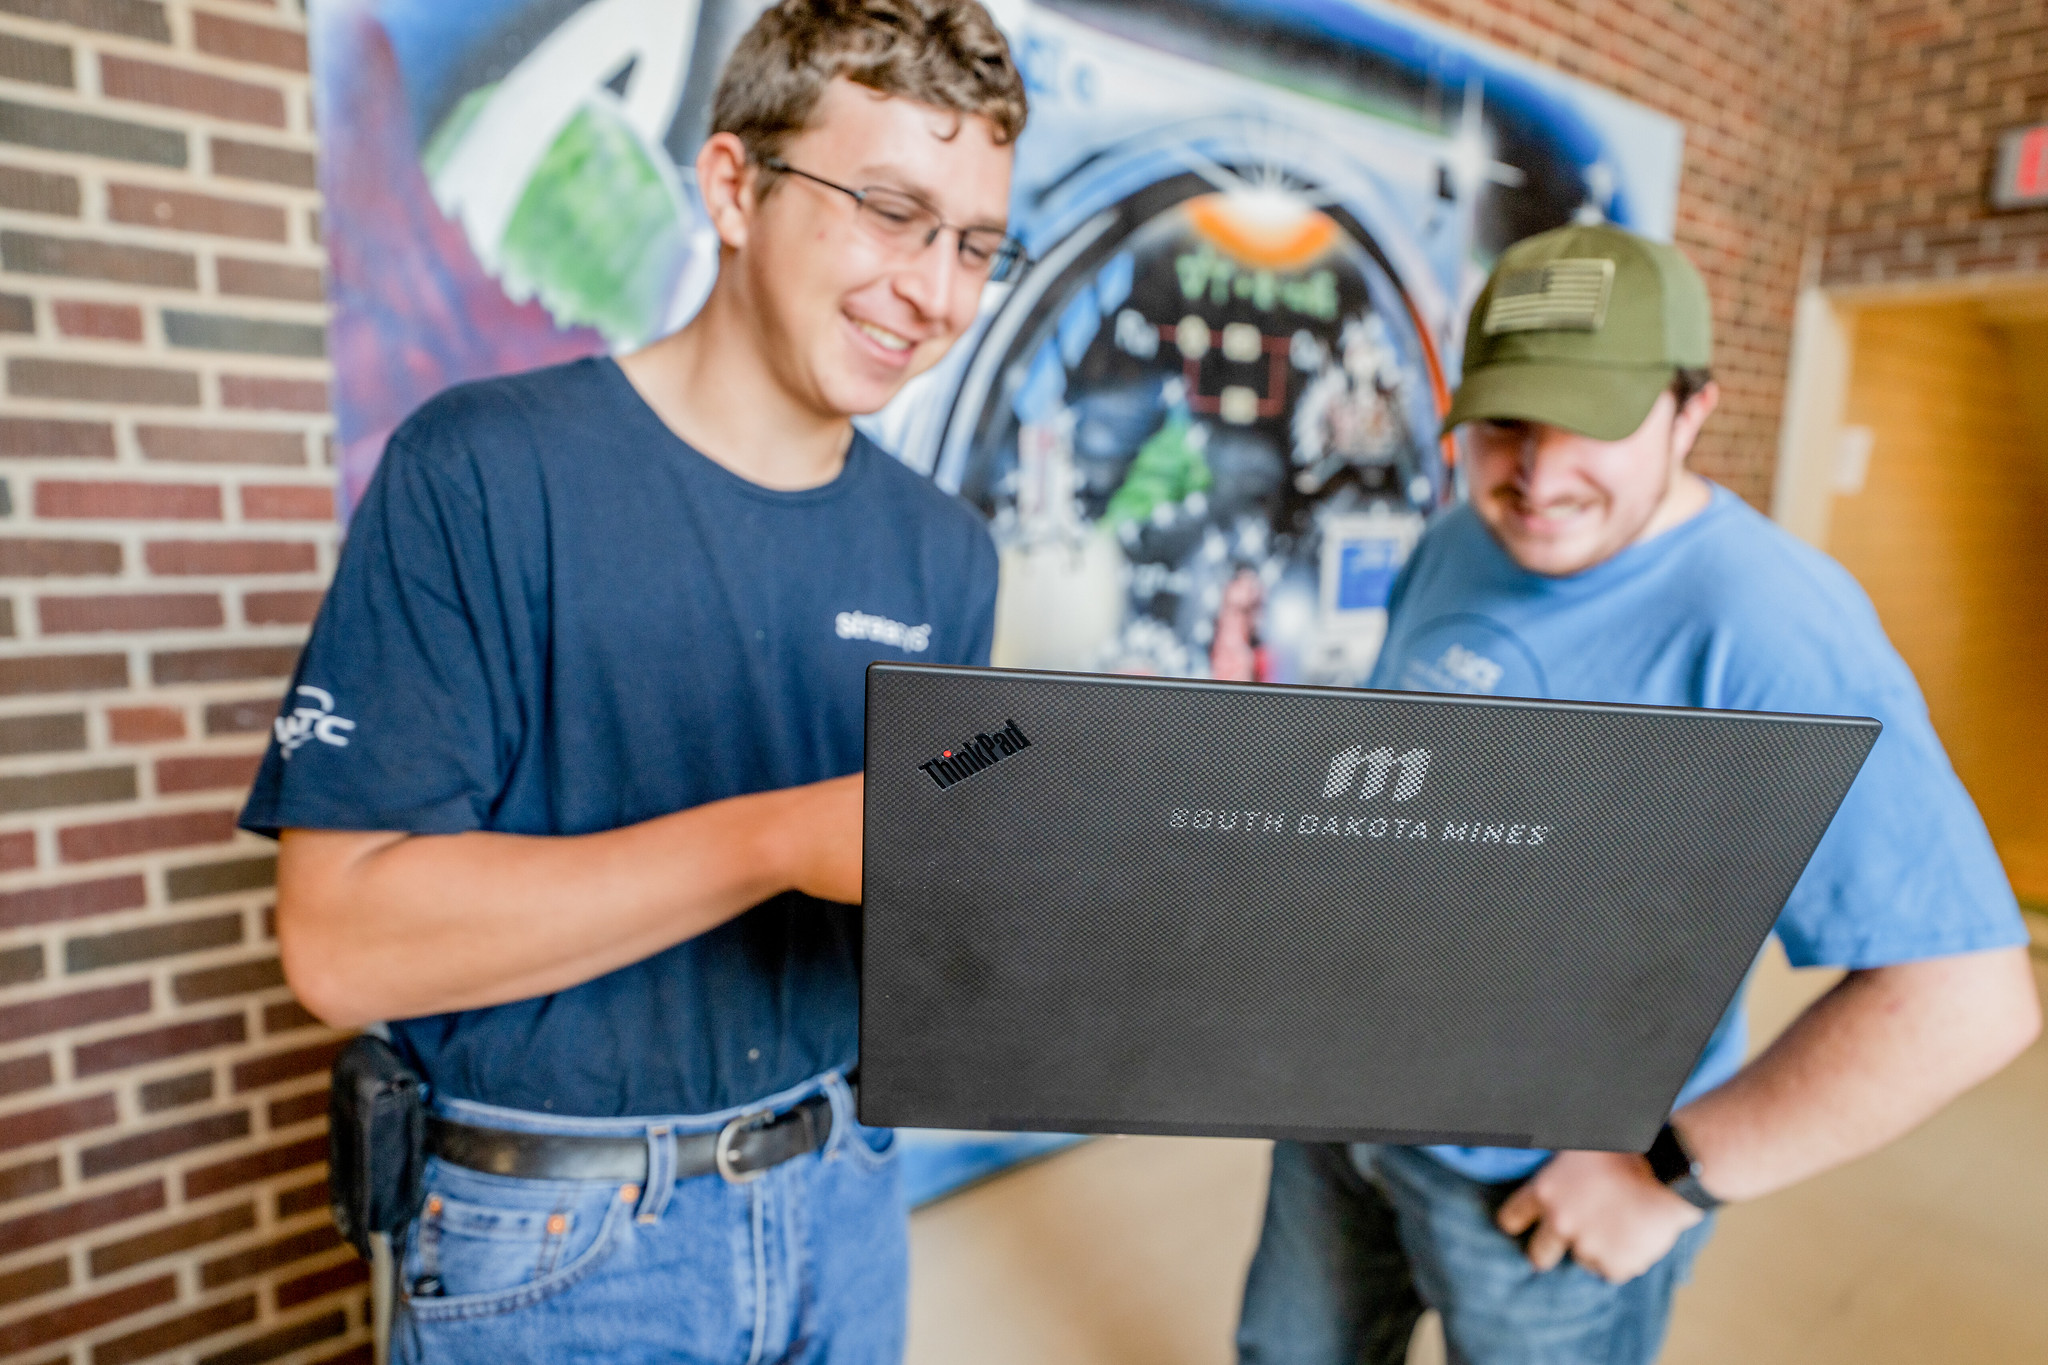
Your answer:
[1802,287,2048,905]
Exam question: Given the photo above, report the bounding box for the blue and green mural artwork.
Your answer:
[311,0,1681,1203]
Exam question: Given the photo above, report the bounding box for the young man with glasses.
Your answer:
[241,3,1027,1360]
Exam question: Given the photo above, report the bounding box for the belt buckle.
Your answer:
[714,1110,773,1185]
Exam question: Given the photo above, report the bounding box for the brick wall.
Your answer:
[1398,0,1856,504]
[1823,0,2048,287]
[0,2,360,1363]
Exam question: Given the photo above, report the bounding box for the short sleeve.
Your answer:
[239,422,519,838]
[957,521,1000,667]
[1722,567,2025,969]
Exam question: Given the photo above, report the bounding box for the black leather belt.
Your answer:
[426,1093,835,1185]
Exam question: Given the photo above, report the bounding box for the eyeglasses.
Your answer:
[759,156,1029,284]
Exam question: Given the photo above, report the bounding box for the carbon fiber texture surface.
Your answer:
[860,665,1878,1151]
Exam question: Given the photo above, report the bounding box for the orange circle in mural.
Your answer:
[1184,190,1341,272]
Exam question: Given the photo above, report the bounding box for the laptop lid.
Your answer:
[860,664,1878,1151]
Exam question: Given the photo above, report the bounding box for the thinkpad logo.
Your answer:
[920,720,1032,790]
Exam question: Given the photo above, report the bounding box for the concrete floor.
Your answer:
[905,933,2048,1364]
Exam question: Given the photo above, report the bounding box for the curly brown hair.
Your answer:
[712,0,1028,177]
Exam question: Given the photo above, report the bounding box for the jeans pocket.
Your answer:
[404,1164,628,1322]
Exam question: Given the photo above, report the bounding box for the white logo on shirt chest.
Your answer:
[275,685,356,757]
[835,610,931,653]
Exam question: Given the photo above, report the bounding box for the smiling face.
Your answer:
[721,78,1014,419]
[1463,386,1715,577]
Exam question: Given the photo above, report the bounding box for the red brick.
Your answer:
[0,536,122,575]
[1,230,197,288]
[275,1177,326,1219]
[183,1133,325,1198]
[10,357,200,405]
[220,373,327,411]
[152,645,301,685]
[0,1274,175,1359]
[275,1257,369,1309]
[108,182,289,241]
[217,255,323,302]
[53,299,143,341]
[138,424,306,466]
[240,483,333,520]
[0,1092,118,1151]
[80,1109,251,1178]
[267,1087,326,1127]
[0,161,81,216]
[156,753,263,794]
[199,1308,347,1365]
[89,1203,258,1277]
[0,1257,68,1310]
[0,1155,62,1205]
[39,591,224,634]
[0,1051,54,1098]
[37,479,221,519]
[232,1037,345,1092]
[0,1186,163,1260]
[92,1294,258,1365]
[0,872,146,928]
[0,982,149,1042]
[73,1013,248,1077]
[194,11,309,72]
[0,650,130,695]
[59,807,239,862]
[100,54,287,128]
[208,136,316,189]
[200,1224,342,1288]
[108,705,185,743]
[0,830,34,871]
[146,539,316,575]
[262,1000,318,1034]
[244,589,322,624]
[0,416,116,458]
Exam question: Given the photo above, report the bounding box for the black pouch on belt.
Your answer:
[328,1033,427,1260]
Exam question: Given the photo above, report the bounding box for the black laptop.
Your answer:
[859,664,1878,1152]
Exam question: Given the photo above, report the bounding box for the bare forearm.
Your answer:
[277,781,848,1027]
[1673,946,2039,1202]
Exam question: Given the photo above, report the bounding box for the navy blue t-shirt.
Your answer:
[241,357,999,1117]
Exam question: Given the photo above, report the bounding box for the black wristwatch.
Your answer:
[1645,1122,1721,1211]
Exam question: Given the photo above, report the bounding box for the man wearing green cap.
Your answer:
[1235,224,2040,1364]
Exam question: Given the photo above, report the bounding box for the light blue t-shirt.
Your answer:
[1370,485,2025,1183]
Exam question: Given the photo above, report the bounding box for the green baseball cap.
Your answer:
[1443,223,1712,441]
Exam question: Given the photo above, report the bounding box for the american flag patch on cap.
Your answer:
[1482,258,1616,335]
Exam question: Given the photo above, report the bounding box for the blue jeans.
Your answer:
[394,1071,905,1365]
[1237,1143,1713,1365]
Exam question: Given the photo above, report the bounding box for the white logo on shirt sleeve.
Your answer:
[834,610,931,653]
[275,685,357,758]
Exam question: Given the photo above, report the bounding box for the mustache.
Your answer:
[1490,485,1596,517]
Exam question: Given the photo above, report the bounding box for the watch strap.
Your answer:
[1644,1122,1721,1210]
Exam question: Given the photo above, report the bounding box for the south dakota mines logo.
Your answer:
[919,720,1032,790]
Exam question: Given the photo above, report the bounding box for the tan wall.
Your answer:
[1831,301,2048,901]
[0,1,360,1362]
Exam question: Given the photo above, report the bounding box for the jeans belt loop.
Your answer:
[715,1110,773,1185]
[636,1125,676,1224]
